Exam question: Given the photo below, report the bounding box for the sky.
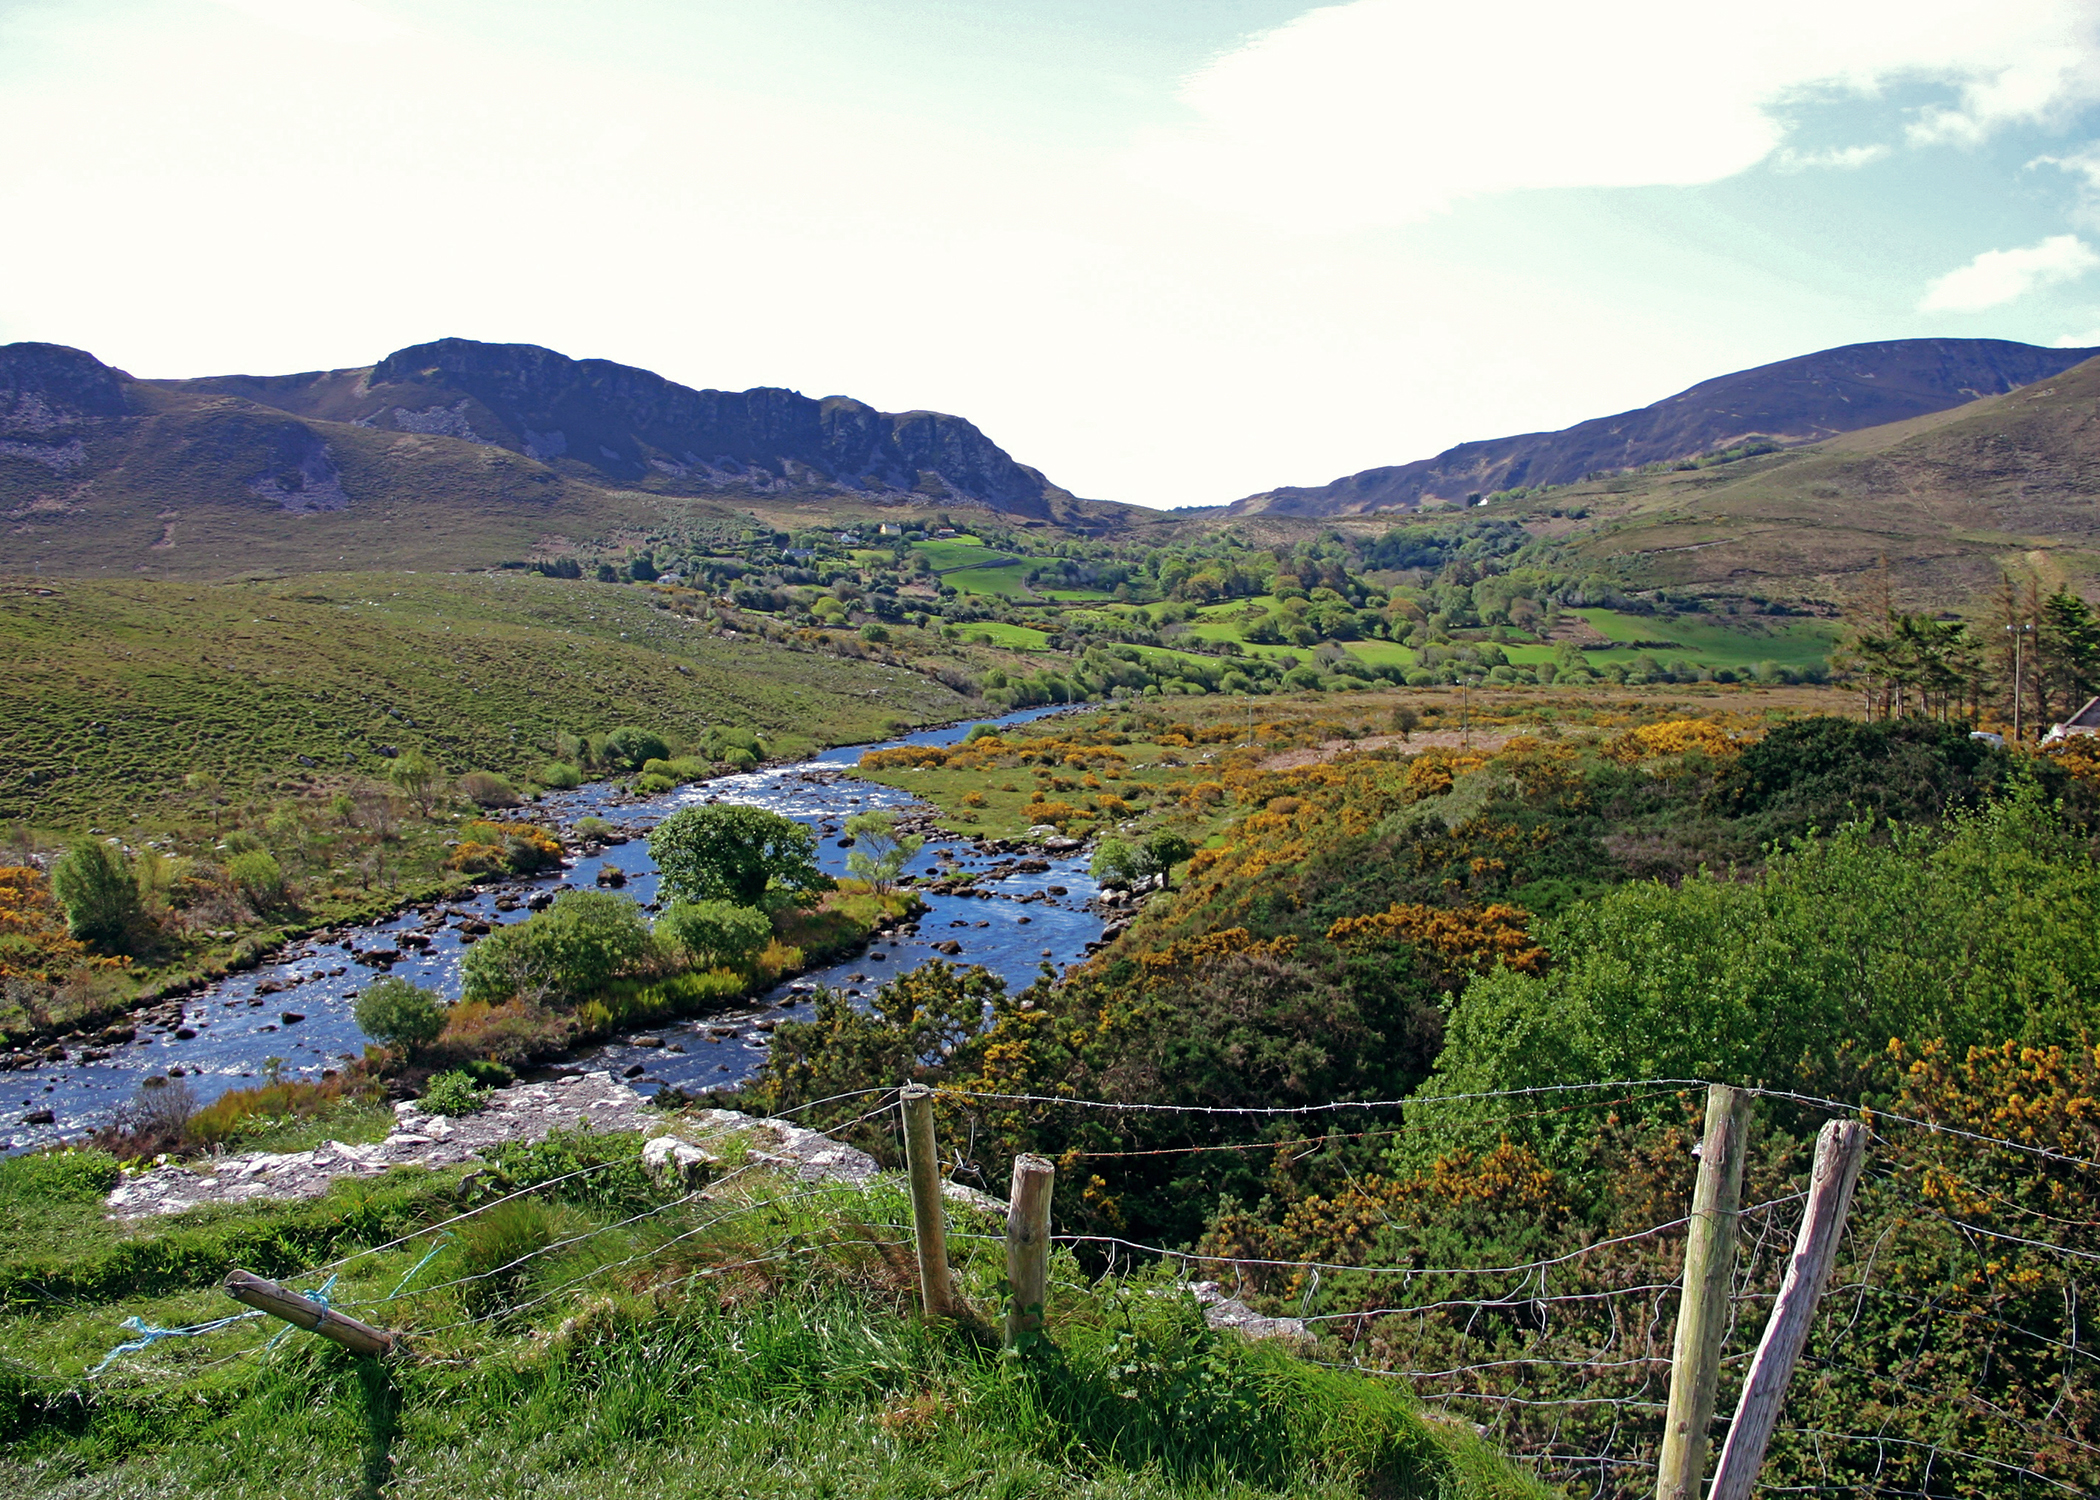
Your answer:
[5,0,2100,510]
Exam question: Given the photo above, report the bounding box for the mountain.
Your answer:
[0,338,1086,578]
[1515,352,2100,606]
[1230,338,2100,517]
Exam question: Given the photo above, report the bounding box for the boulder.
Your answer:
[641,1135,718,1188]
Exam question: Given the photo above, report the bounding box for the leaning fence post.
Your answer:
[900,1083,952,1318]
[1004,1154,1055,1349]
[1656,1083,1752,1500]
[1707,1118,1869,1500]
[223,1270,395,1357]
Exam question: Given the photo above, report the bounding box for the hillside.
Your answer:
[0,339,1094,580]
[1230,338,2099,518]
[1507,355,2100,605]
[0,571,971,825]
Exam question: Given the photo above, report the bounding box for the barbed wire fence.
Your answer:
[58,1074,2100,1498]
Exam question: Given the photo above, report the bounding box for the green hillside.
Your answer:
[0,572,968,825]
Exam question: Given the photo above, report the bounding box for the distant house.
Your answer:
[837,532,862,546]
[2043,696,2100,744]
[933,527,959,538]
[878,523,901,536]
[784,548,815,563]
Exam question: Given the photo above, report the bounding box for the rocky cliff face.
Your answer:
[195,337,1072,516]
[1232,338,2100,516]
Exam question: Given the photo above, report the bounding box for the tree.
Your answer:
[461,890,655,1007]
[1390,705,1421,740]
[387,748,441,816]
[1142,831,1196,886]
[648,804,829,907]
[2040,588,2100,722]
[354,976,447,1051]
[843,809,923,895]
[656,899,773,968]
[50,840,142,953]
[1091,837,1143,885]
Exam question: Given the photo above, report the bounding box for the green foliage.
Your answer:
[655,899,772,968]
[460,890,656,1008]
[353,975,448,1051]
[1418,782,2100,1161]
[1716,715,2020,844]
[760,961,1008,1112]
[225,847,285,903]
[538,760,583,790]
[1090,836,1142,884]
[648,804,829,907]
[482,1126,668,1216]
[1142,831,1196,883]
[418,1070,491,1117]
[0,1149,119,1204]
[457,1058,515,1089]
[598,727,669,772]
[48,840,140,952]
[842,808,923,894]
[387,747,441,815]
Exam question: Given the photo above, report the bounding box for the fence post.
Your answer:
[1707,1119,1869,1500]
[223,1270,395,1356]
[900,1084,952,1319]
[1655,1083,1752,1500]
[1005,1154,1055,1349]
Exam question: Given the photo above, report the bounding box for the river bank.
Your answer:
[6,707,1106,1153]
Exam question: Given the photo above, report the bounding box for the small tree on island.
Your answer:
[656,899,773,968]
[843,809,923,895]
[648,804,830,907]
[353,976,447,1053]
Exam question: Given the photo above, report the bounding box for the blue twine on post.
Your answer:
[264,1273,340,1351]
[87,1310,265,1377]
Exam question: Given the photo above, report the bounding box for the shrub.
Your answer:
[460,771,522,808]
[419,1070,490,1116]
[633,773,677,794]
[573,816,615,842]
[656,899,773,968]
[226,849,285,903]
[599,727,670,772]
[354,975,448,1051]
[539,761,583,790]
[49,841,142,952]
[457,1058,515,1089]
[860,623,890,643]
[447,821,562,876]
[387,748,442,815]
[460,890,656,1008]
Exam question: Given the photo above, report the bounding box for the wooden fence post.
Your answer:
[1005,1154,1055,1349]
[1655,1084,1752,1500]
[900,1084,952,1319]
[1707,1119,1869,1500]
[223,1270,395,1356]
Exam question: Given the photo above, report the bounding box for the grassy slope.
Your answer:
[0,572,967,826]
[0,1148,1546,1500]
[1520,362,2100,605]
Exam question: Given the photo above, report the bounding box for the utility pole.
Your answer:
[2006,620,2034,741]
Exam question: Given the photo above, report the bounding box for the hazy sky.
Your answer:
[6,0,2100,508]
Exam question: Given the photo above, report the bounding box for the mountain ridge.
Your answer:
[1230,338,2100,517]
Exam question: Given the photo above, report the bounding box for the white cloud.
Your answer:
[1921,235,2100,312]
[1775,144,1891,172]
[1131,0,2100,229]
[204,0,412,46]
[2052,328,2100,348]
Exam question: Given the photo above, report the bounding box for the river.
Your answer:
[6,706,1102,1151]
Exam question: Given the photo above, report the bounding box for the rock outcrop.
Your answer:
[103,1071,878,1218]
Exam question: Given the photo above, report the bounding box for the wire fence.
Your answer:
[63,1072,2100,1498]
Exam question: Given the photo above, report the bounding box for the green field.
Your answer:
[942,564,1035,597]
[910,537,1006,571]
[0,572,967,825]
[956,620,1051,650]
